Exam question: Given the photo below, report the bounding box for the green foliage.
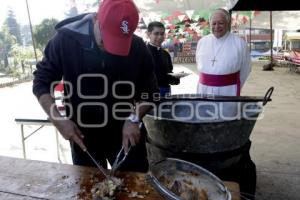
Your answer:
[33,18,59,50]
[0,24,17,69]
[10,44,42,62]
[0,43,42,77]
[0,24,17,52]
[5,66,21,79]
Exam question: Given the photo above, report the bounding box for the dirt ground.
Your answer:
[0,61,299,200]
[242,63,300,200]
[174,62,300,200]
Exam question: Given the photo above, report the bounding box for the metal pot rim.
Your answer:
[147,158,232,200]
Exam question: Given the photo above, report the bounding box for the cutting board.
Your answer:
[0,156,240,200]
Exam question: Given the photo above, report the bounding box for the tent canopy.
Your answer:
[230,0,299,11]
[284,32,300,40]
[133,0,300,30]
[134,0,229,13]
[135,0,300,13]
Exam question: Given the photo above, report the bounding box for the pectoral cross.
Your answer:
[211,57,217,66]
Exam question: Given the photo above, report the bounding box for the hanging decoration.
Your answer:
[185,10,194,20]
[139,8,261,44]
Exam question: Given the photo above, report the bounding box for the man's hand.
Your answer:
[122,120,140,153]
[54,119,87,151]
[38,94,87,152]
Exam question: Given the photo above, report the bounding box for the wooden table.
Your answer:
[0,156,240,200]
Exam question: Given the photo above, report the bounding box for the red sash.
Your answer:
[199,71,240,96]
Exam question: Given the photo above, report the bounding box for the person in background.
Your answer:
[147,21,180,96]
[196,9,251,97]
[33,0,158,172]
[195,8,254,199]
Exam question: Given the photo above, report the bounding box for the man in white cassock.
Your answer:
[195,9,255,200]
[196,8,251,118]
[196,10,251,96]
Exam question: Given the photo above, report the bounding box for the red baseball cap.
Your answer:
[97,0,139,56]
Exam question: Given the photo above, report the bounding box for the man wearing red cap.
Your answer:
[33,0,158,172]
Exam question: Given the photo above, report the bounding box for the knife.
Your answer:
[85,150,116,183]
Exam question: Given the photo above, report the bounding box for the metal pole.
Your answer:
[21,124,27,159]
[186,0,191,10]
[25,0,38,63]
[249,14,252,52]
[270,11,273,64]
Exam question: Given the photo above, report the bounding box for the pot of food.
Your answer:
[147,158,231,200]
[144,87,274,169]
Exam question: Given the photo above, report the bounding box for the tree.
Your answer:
[5,8,22,44]
[65,0,99,16]
[0,24,17,69]
[9,44,42,74]
[65,0,78,18]
[21,25,32,46]
[33,18,59,50]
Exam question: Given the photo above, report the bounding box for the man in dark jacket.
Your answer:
[33,0,158,172]
[147,21,180,96]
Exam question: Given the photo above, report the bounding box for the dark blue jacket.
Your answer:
[33,13,158,129]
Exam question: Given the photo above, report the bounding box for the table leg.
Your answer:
[20,124,26,159]
[55,129,61,163]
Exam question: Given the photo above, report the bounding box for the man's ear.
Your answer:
[146,31,151,38]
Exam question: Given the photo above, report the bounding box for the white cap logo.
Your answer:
[120,20,130,34]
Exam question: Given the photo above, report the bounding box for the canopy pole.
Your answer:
[250,14,252,52]
[25,0,38,64]
[270,11,274,65]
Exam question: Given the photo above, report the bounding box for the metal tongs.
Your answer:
[110,146,131,176]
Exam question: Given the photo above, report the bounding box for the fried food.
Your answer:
[159,172,208,200]
[91,177,122,200]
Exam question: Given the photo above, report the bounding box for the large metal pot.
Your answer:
[143,100,261,154]
[143,88,274,169]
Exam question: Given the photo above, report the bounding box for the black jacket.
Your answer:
[33,13,158,129]
[147,43,179,87]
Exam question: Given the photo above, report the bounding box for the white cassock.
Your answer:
[196,32,251,119]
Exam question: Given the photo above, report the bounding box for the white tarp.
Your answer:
[134,0,230,14]
[133,1,300,31]
[273,29,283,48]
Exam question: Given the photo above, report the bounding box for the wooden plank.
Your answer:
[0,156,161,200]
[0,156,240,200]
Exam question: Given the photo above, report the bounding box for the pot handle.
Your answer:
[263,87,274,106]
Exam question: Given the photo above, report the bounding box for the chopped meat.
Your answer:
[128,191,145,199]
[159,175,208,200]
[91,178,122,200]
